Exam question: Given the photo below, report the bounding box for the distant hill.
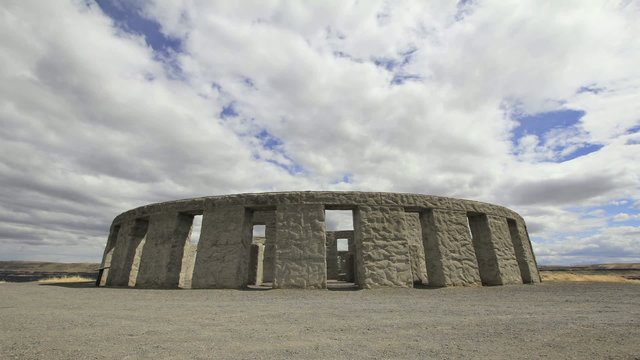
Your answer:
[0,261,100,272]
[0,261,100,282]
[539,263,640,271]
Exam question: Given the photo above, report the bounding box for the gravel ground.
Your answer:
[1,281,639,359]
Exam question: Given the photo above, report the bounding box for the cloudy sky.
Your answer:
[1,0,639,265]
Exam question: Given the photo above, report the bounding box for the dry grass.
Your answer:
[38,275,95,284]
[540,271,640,283]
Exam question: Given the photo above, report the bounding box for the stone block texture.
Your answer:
[273,204,327,289]
[101,191,540,289]
[191,205,252,289]
[354,206,413,288]
[135,212,193,288]
[421,210,481,287]
[106,219,148,287]
[468,214,522,285]
[508,219,541,283]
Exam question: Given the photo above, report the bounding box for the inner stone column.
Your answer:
[354,206,413,288]
[346,236,356,282]
[253,210,276,283]
[273,203,327,289]
[507,219,541,283]
[405,212,428,285]
[191,205,253,288]
[135,212,193,288]
[325,232,338,280]
[468,214,523,285]
[247,244,265,285]
[106,218,149,287]
[421,209,481,287]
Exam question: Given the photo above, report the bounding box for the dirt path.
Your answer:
[1,281,639,359]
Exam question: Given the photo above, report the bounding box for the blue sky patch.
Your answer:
[256,129,283,150]
[577,84,605,94]
[220,103,238,119]
[626,124,640,134]
[95,1,181,57]
[391,74,422,85]
[513,109,585,140]
[558,144,604,162]
[512,109,604,162]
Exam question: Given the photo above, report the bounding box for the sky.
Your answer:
[1,0,639,265]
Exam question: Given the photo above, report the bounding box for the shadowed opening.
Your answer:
[178,214,202,289]
[325,210,357,290]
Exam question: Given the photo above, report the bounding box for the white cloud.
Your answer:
[0,0,639,264]
[612,213,640,222]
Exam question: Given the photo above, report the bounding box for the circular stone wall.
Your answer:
[98,191,540,289]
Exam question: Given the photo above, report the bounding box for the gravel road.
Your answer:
[1,281,639,359]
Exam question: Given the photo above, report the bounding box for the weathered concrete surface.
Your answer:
[178,239,197,289]
[191,205,252,288]
[508,219,541,283]
[273,204,327,289]
[468,214,522,286]
[325,232,338,280]
[135,212,192,288]
[106,219,148,287]
[127,235,146,287]
[247,244,264,286]
[98,224,120,286]
[354,206,413,288]
[405,212,428,285]
[421,210,481,287]
[102,191,539,289]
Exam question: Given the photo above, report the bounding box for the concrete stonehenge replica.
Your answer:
[98,191,540,289]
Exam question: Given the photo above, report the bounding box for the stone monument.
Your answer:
[98,191,540,289]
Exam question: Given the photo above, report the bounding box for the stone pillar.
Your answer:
[325,232,338,280]
[346,237,355,282]
[508,219,541,283]
[468,214,523,285]
[354,206,413,288]
[135,212,193,288]
[98,223,120,286]
[191,205,252,288]
[421,210,481,287]
[179,239,197,289]
[273,204,327,289]
[247,244,264,285]
[253,210,276,284]
[405,212,429,285]
[127,232,147,287]
[106,218,149,287]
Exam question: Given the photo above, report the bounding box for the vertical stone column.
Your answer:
[253,210,276,284]
[405,212,428,285]
[179,240,197,289]
[247,244,265,285]
[421,210,481,287]
[273,204,327,289]
[346,236,355,282]
[98,223,120,286]
[325,232,338,280]
[191,205,252,288]
[508,219,541,283]
[354,206,413,288]
[468,214,522,285]
[106,218,149,287]
[135,212,193,288]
